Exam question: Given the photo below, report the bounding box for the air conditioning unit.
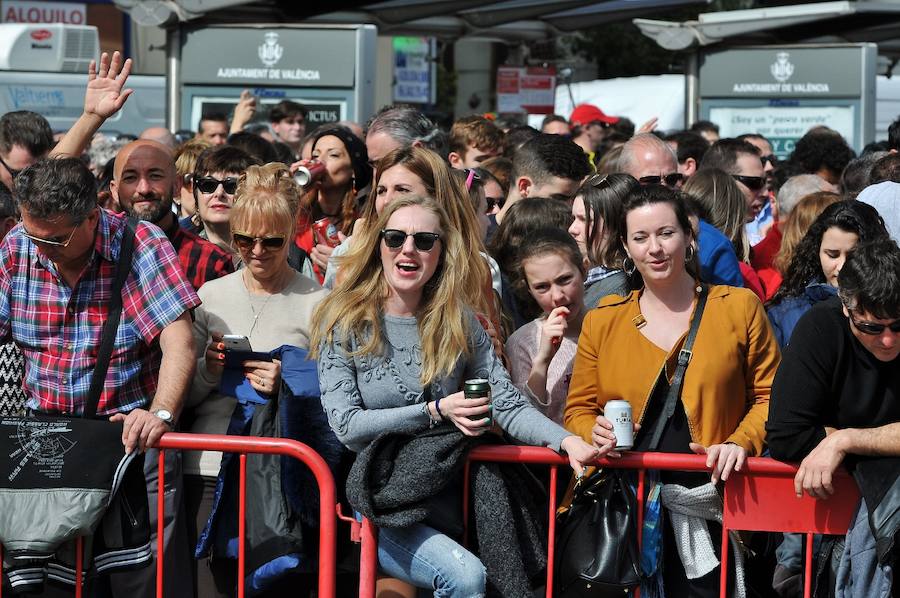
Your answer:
[0,24,98,73]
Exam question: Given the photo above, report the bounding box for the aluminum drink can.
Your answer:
[312,217,341,247]
[604,400,633,450]
[293,161,326,188]
[464,378,491,423]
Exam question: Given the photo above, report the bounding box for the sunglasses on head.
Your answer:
[760,154,778,167]
[195,176,239,195]
[732,174,766,191]
[381,229,441,251]
[848,312,900,335]
[638,173,684,187]
[232,232,286,251]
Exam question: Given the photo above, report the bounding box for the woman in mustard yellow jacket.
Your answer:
[565,184,780,596]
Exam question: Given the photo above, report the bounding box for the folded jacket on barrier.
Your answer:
[0,416,151,594]
[346,426,549,597]
[196,345,345,596]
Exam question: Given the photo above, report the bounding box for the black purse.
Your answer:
[554,284,709,597]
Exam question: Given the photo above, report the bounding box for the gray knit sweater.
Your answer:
[317,311,572,453]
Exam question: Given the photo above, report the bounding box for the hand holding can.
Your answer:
[293,160,326,188]
[604,400,633,450]
[464,378,492,425]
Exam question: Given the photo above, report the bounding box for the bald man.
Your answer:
[111,140,233,290]
[139,126,177,149]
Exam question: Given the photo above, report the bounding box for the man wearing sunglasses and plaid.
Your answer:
[768,238,900,592]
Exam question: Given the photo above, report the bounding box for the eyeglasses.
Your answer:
[638,173,684,187]
[731,174,766,191]
[0,154,23,180]
[381,229,441,251]
[23,223,80,247]
[232,232,286,251]
[485,197,505,212]
[195,176,239,195]
[848,312,900,335]
[760,154,778,167]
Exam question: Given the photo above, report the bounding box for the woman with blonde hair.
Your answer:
[312,195,598,597]
[185,162,328,598]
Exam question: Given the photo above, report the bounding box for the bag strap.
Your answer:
[646,283,709,451]
[83,218,138,419]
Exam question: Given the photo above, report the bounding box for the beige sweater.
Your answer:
[186,269,327,477]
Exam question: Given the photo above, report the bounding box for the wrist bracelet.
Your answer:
[423,401,441,427]
[434,398,444,420]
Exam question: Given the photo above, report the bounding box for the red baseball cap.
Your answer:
[569,103,619,126]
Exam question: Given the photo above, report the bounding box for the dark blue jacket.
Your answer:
[766,282,837,348]
[697,219,744,287]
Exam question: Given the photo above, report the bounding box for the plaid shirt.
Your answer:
[163,218,234,290]
[0,209,200,416]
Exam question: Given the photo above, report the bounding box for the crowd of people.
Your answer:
[0,50,898,598]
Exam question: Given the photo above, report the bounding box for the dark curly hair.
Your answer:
[770,200,888,305]
[788,129,855,181]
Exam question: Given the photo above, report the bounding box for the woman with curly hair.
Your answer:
[311,195,598,597]
[767,200,888,347]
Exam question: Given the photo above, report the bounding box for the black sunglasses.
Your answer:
[639,173,683,187]
[232,232,286,251]
[732,174,766,191]
[381,229,441,251]
[760,154,778,167]
[195,176,239,194]
[485,197,505,212]
[0,154,23,180]
[848,312,900,335]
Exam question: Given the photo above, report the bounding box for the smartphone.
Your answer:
[222,334,252,353]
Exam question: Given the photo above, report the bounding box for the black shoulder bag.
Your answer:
[555,284,709,598]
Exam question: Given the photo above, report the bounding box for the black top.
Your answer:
[766,297,900,463]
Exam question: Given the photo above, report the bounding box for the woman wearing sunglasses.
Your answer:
[311,195,599,598]
[185,163,328,598]
[767,200,889,348]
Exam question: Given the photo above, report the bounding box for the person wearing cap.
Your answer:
[569,103,620,166]
[296,126,373,283]
[857,180,900,242]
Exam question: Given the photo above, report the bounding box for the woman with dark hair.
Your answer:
[767,200,889,347]
[294,126,372,282]
[568,173,639,307]
[566,184,780,596]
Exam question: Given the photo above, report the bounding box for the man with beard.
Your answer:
[111,140,233,290]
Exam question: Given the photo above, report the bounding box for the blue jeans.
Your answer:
[378,523,487,597]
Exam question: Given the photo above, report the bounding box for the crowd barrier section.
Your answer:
[357,446,861,598]
[0,432,338,598]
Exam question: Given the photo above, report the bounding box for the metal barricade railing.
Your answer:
[357,446,861,598]
[0,432,338,598]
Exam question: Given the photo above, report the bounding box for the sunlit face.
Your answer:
[272,115,305,144]
[734,152,767,221]
[454,144,500,169]
[380,205,443,306]
[374,165,429,215]
[312,135,353,191]
[20,207,99,272]
[523,252,585,319]
[196,170,240,226]
[542,120,571,136]
[624,202,691,284]
[819,226,859,287]
[111,145,178,224]
[628,147,678,185]
[198,120,227,146]
[232,220,290,284]
[569,195,589,257]
[366,131,403,174]
[843,305,900,362]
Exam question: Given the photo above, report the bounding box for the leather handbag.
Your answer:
[555,468,641,597]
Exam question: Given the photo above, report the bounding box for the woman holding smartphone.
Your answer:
[185,163,328,598]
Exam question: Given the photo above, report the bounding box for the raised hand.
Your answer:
[83,51,134,120]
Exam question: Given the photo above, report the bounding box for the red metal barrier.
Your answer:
[357,446,861,598]
[1,432,338,598]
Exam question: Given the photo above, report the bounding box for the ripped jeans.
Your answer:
[378,522,487,598]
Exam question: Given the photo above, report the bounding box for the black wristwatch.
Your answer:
[152,409,176,429]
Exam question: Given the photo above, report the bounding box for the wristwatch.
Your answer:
[152,409,176,429]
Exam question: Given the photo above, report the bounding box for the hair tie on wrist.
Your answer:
[435,398,444,420]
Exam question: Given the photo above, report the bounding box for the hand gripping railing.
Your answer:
[0,432,338,598]
[356,446,860,598]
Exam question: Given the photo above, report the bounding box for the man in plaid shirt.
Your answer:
[0,157,199,598]
[110,139,234,291]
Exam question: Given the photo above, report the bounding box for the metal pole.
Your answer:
[165,25,182,133]
[685,50,700,127]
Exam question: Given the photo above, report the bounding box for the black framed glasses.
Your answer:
[638,173,683,187]
[760,154,778,167]
[381,229,441,251]
[848,312,900,335]
[23,224,79,247]
[195,176,239,195]
[0,154,23,181]
[232,232,286,251]
[732,174,766,191]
